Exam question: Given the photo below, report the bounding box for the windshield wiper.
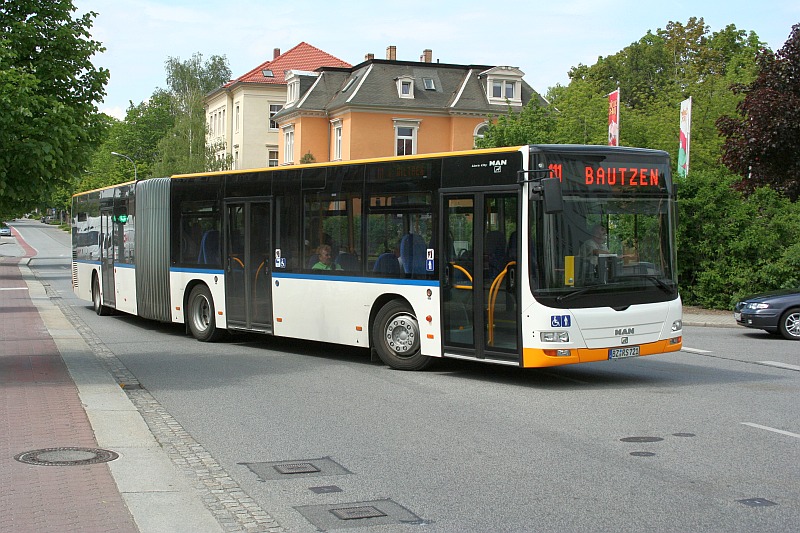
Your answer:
[556,286,596,302]
[624,274,674,294]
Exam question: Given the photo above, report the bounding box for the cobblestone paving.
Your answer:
[41,278,286,533]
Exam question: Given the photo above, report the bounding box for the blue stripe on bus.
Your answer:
[170,267,225,275]
[115,263,135,269]
[272,272,439,286]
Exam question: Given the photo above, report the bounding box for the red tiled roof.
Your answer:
[227,42,351,87]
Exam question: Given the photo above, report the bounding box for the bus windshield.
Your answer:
[530,148,677,308]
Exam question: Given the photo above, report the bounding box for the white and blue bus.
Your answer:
[72,145,683,370]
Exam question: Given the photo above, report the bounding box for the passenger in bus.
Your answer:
[580,224,610,267]
[312,244,342,270]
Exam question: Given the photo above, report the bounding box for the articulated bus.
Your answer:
[72,145,683,370]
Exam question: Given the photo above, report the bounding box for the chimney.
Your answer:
[273,48,281,59]
[386,46,396,60]
[365,53,375,61]
[421,49,432,63]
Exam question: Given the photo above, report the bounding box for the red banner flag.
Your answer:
[608,89,620,146]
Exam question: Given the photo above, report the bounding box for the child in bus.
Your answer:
[312,244,343,270]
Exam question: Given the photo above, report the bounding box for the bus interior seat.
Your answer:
[198,229,220,265]
[373,252,402,274]
[336,252,359,271]
[400,233,427,275]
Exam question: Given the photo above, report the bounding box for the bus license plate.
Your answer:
[609,346,640,359]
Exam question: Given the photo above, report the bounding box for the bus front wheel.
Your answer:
[373,300,431,370]
[187,285,225,342]
[92,276,110,316]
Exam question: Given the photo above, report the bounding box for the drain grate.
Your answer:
[672,433,696,437]
[331,506,387,521]
[630,451,656,457]
[295,499,425,530]
[737,498,777,507]
[15,447,118,466]
[242,457,351,481]
[274,462,320,475]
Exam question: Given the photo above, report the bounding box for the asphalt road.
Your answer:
[12,219,800,533]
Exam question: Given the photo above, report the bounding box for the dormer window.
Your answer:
[287,79,300,105]
[396,75,415,99]
[482,66,524,106]
[423,77,435,90]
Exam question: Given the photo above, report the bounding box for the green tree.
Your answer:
[718,24,800,201]
[152,53,231,176]
[0,1,109,218]
[475,99,556,148]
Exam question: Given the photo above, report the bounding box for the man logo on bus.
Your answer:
[489,160,507,167]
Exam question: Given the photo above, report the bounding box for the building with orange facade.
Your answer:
[272,46,543,165]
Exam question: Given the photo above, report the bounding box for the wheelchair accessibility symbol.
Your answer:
[550,315,571,328]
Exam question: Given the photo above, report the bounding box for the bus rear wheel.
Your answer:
[92,276,110,316]
[373,300,431,370]
[187,284,225,342]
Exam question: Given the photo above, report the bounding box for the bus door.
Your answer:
[99,207,116,307]
[441,191,519,363]
[224,199,273,332]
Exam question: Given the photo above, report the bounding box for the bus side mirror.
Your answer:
[541,177,563,214]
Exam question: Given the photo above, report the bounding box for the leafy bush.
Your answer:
[677,168,800,308]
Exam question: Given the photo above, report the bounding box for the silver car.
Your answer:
[0,224,12,237]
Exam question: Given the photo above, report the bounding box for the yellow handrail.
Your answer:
[487,261,516,346]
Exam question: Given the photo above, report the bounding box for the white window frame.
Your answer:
[393,119,420,156]
[483,67,524,106]
[267,147,278,167]
[282,124,295,164]
[269,104,282,130]
[331,119,343,161]
[396,75,415,99]
[473,121,489,147]
[235,103,241,132]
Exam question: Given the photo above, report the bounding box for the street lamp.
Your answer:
[111,151,138,181]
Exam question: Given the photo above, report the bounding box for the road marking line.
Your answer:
[741,422,800,439]
[681,347,712,354]
[0,287,29,291]
[758,361,800,372]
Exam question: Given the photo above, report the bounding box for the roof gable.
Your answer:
[229,42,351,87]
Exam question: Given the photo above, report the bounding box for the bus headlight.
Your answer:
[672,319,682,332]
[541,331,570,342]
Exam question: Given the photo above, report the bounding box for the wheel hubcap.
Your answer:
[787,313,800,337]
[194,296,210,331]
[385,313,418,356]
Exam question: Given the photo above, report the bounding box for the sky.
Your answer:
[74,0,798,120]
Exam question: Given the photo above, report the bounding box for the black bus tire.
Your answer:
[187,284,225,342]
[92,275,110,316]
[372,300,432,370]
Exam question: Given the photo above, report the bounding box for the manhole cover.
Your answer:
[15,447,119,466]
[620,436,664,443]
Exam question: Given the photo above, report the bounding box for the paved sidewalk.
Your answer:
[1,231,224,533]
